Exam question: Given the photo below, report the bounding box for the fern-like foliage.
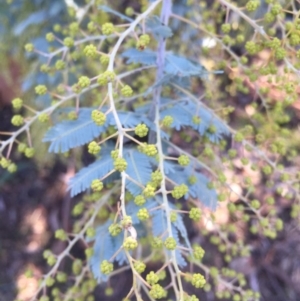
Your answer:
[98,5,134,22]
[117,111,150,128]
[97,7,173,39]
[171,224,187,267]
[151,199,188,267]
[151,204,167,238]
[124,149,152,196]
[126,198,157,225]
[164,54,205,77]
[149,74,192,91]
[68,151,115,197]
[134,97,229,143]
[169,203,191,250]
[122,48,207,78]
[164,161,217,210]
[188,170,218,209]
[159,98,230,143]
[43,108,113,153]
[44,108,160,154]
[122,48,157,65]
[89,221,127,281]
[88,221,113,282]
[145,15,173,39]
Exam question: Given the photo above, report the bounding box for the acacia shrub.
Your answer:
[1,1,300,301]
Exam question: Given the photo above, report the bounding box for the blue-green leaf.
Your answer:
[160,98,230,143]
[89,221,127,282]
[188,170,218,209]
[14,10,47,35]
[89,221,112,282]
[164,54,206,77]
[126,198,157,225]
[43,108,113,153]
[124,149,152,196]
[68,152,115,197]
[164,162,217,210]
[151,201,188,267]
[122,48,157,65]
[146,15,173,39]
[98,5,134,22]
[122,49,207,78]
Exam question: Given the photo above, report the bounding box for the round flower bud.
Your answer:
[136,34,151,50]
[143,144,157,156]
[97,71,116,85]
[121,85,133,97]
[38,113,50,123]
[221,23,231,33]
[171,184,188,199]
[45,277,55,287]
[246,0,260,12]
[162,115,173,127]
[193,245,205,260]
[85,247,94,258]
[102,23,114,35]
[110,150,119,160]
[178,155,190,166]
[170,212,177,222]
[63,37,74,47]
[72,202,84,216]
[11,115,24,126]
[189,208,202,221]
[109,223,122,236]
[87,21,97,32]
[134,261,146,273]
[100,260,113,274]
[35,85,47,95]
[0,157,10,169]
[25,43,34,52]
[114,157,127,172]
[12,98,23,109]
[86,227,96,238]
[91,179,103,192]
[125,7,134,16]
[134,195,146,206]
[88,141,101,155]
[25,147,35,158]
[151,236,163,249]
[91,110,106,126]
[78,76,91,88]
[146,271,159,285]
[100,55,109,66]
[151,170,163,185]
[46,32,55,42]
[137,208,149,221]
[143,184,156,198]
[40,64,50,73]
[191,273,206,288]
[149,284,166,299]
[55,229,68,241]
[164,237,177,250]
[7,163,17,173]
[192,115,201,125]
[135,124,148,137]
[56,272,67,283]
[68,111,77,120]
[121,215,132,228]
[123,236,138,250]
[72,259,82,275]
[83,44,98,58]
